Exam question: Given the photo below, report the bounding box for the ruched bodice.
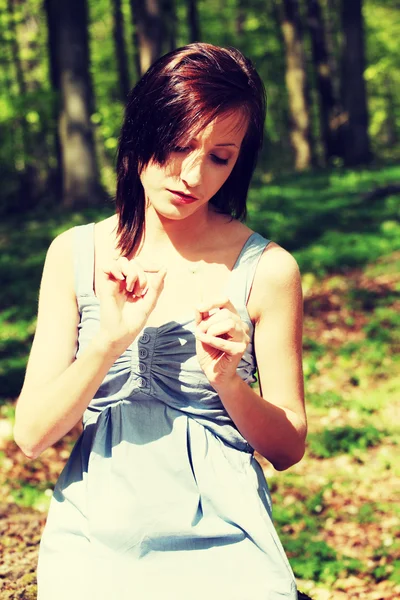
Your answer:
[37,223,298,600]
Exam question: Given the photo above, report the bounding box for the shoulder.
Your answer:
[45,227,75,264]
[248,241,302,323]
[37,228,78,299]
[258,241,301,288]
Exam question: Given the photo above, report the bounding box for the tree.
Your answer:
[187,0,201,42]
[130,0,165,76]
[112,0,131,101]
[279,0,315,170]
[44,0,103,206]
[305,0,342,164]
[340,0,372,166]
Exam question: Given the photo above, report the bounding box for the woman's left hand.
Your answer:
[194,299,250,390]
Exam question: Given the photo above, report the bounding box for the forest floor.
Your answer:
[1,172,400,600]
[1,251,399,600]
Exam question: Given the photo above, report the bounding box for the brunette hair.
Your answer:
[116,42,266,256]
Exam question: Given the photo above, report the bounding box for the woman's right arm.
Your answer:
[14,229,166,460]
[13,230,121,460]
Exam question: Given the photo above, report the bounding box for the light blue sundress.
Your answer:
[37,223,298,599]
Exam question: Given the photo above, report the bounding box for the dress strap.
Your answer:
[226,232,271,308]
[73,223,95,298]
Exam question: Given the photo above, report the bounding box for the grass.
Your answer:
[1,164,400,599]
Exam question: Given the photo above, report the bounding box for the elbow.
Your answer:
[13,424,41,461]
[271,439,306,472]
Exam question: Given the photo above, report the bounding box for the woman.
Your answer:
[14,43,306,599]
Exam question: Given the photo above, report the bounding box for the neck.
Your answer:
[142,204,216,254]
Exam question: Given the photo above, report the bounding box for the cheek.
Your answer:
[140,166,164,191]
[212,167,234,191]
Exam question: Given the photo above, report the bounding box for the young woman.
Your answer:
[14,43,306,599]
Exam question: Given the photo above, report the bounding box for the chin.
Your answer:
[149,200,207,220]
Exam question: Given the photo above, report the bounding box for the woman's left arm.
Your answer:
[195,244,306,471]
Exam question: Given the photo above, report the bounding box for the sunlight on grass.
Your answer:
[1,167,399,599]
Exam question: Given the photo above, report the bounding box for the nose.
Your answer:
[180,152,204,188]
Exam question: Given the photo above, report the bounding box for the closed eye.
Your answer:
[211,155,229,165]
[172,147,229,166]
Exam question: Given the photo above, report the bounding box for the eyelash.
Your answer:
[172,146,229,166]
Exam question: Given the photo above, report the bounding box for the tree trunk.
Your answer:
[236,0,246,37]
[130,0,165,76]
[324,0,341,101]
[164,0,177,51]
[45,0,102,207]
[187,0,200,41]
[305,0,340,164]
[383,75,398,148]
[279,0,315,170]
[129,2,142,81]
[112,0,131,100]
[340,0,372,166]
[7,0,36,210]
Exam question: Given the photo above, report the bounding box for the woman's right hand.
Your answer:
[97,256,166,351]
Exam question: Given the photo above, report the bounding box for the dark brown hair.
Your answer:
[116,42,266,256]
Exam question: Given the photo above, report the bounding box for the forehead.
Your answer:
[193,111,248,147]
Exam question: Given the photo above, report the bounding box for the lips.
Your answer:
[167,189,198,204]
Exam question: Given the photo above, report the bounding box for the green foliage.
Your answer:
[247,164,400,275]
[307,425,386,458]
[307,391,343,409]
[286,537,363,583]
[9,481,53,512]
[363,306,400,344]
[365,1,400,159]
[0,0,399,212]
[273,490,365,584]
[356,502,378,524]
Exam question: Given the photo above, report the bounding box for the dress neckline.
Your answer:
[84,223,259,332]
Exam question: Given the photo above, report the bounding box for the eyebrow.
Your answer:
[215,143,239,148]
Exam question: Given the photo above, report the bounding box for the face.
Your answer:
[139,111,247,220]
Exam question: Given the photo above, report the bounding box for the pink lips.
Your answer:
[167,189,198,204]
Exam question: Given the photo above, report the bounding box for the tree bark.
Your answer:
[279,0,315,170]
[45,0,102,207]
[383,76,398,148]
[6,0,37,209]
[340,0,372,166]
[129,2,142,81]
[187,0,200,42]
[305,0,341,163]
[112,0,131,100]
[165,0,177,51]
[130,0,165,76]
[44,0,62,198]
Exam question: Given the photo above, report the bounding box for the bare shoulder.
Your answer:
[257,241,301,287]
[248,241,302,322]
[45,227,75,272]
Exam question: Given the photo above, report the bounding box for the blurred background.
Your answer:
[0,1,399,599]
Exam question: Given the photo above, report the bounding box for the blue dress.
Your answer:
[37,223,298,599]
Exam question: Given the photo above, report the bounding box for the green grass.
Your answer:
[248,163,400,275]
[1,164,400,598]
[307,425,387,458]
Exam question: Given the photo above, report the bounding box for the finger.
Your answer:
[128,267,147,295]
[195,331,248,356]
[115,258,148,295]
[142,267,167,307]
[195,297,237,316]
[195,308,202,326]
[202,319,239,339]
[197,309,240,332]
[103,262,125,281]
